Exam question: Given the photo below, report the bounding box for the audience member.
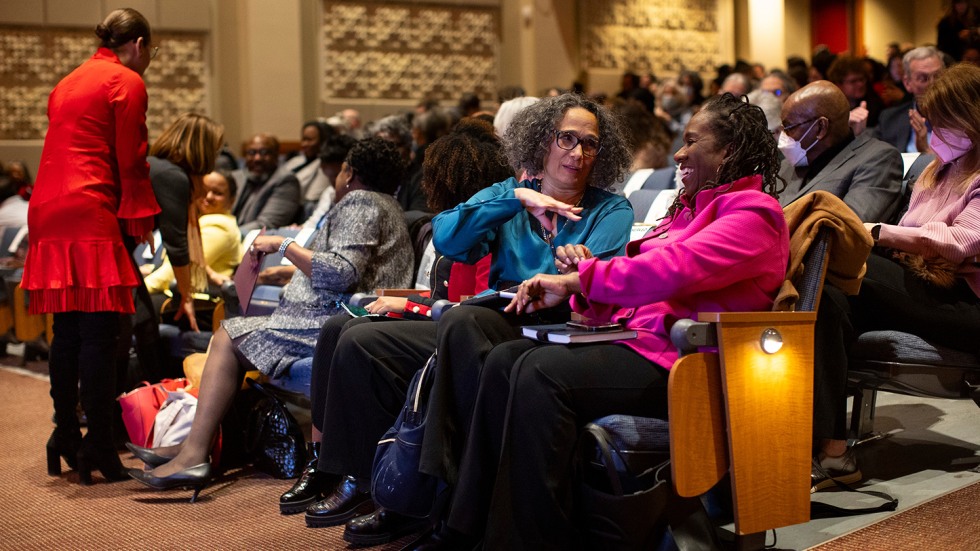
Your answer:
[24,7,159,485]
[963,45,980,66]
[232,133,302,233]
[146,113,225,334]
[301,133,357,230]
[616,71,640,101]
[787,55,810,88]
[760,70,798,101]
[288,120,513,537]
[747,89,783,135]
[678,70,706,108]
[127,137,415,497]
[613,101,673,171]
[810,46,837,82]
[142,169,242,296]
[812,63,980,492]
[405,108,454,211]
[875,46,946,153]
[777,80,903,221]
[655,77,694,138]
[885,52,910,101]
[720,72,752,96]
[0,171,28,227]
[492,96,539,139]
[827,55,886,130]
[457,92,482,118]
[281,120,335,213]
[417,93,789,550]
[397,94,634,547]
[131,113,225,384]
[937,0,980,61]
[5,160,32,200]
[496,85,525,103]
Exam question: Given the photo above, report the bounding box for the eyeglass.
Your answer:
[554,130,601,157]
[781,118,818,133]
[245,148,276,157]
[150,46,159,60]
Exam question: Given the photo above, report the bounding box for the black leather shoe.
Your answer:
[304,476,375,528]
[280,443,337,514]
[128,463,211,503]
[125,442,174,468]
[343,507,430,546]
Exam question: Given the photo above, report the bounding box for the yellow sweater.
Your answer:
[144,213,243,294]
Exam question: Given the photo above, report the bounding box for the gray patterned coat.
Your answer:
[222,189,413,377]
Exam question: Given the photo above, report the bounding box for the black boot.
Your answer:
[77,435,128,485]
[47,312,82,477]
[46,429,80,476]
[279,442,338,514]
[75,312,127,485]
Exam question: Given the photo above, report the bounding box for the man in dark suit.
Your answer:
[874,46,945,153]
[777,81,903,222]
[232,133,302,234]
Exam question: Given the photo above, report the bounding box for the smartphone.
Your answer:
[566,320,623,332]
[342,302,373,317]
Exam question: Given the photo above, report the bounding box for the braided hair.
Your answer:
[665,93,784,219]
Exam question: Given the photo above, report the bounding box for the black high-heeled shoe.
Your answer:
[76,439,129,485]
[125,442,175,468]
[128,463,212,503]
[46,431,80,476]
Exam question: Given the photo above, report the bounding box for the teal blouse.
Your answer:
[432,177,634,289]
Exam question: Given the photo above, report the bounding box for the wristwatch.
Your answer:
[870,224,881,244]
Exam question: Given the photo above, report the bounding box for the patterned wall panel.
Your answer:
[580,0,721,80]
[0,26,209,140]
[321,1,499,103]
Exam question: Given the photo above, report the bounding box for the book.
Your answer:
[233,229,265,315]
[522,323,638,344]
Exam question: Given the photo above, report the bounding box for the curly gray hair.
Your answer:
[502,94,631,189]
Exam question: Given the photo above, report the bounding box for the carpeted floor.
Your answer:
[809,481,980,550]
[5,362,980,551]
[0,367,419,551]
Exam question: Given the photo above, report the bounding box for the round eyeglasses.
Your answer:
[554,130,601,157]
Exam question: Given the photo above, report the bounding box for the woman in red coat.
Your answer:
[22,8,160,485]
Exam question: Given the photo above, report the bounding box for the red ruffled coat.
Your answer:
[22,48,160,314]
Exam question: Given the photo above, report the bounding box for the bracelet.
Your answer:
[278,237,295,256]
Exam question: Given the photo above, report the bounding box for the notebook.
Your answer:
[522,323,638,344]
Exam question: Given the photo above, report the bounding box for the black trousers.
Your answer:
[313,313,437,479]
[447,338,669,550]
[49,311,121,446]
[813,251,980,441]
[418,305,524,485]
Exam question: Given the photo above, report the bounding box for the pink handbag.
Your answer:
[117,379,194,447]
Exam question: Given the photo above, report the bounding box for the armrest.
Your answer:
[349,293,378,307]
[431,299,456,321]
[669,319,716,356]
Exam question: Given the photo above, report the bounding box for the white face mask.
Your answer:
[777,120,820,167]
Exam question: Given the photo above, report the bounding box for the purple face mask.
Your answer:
[930,127,974,164]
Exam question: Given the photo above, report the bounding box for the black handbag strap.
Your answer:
[809,459,899,518]
[582,423,630,496]
[246,377,283,406]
